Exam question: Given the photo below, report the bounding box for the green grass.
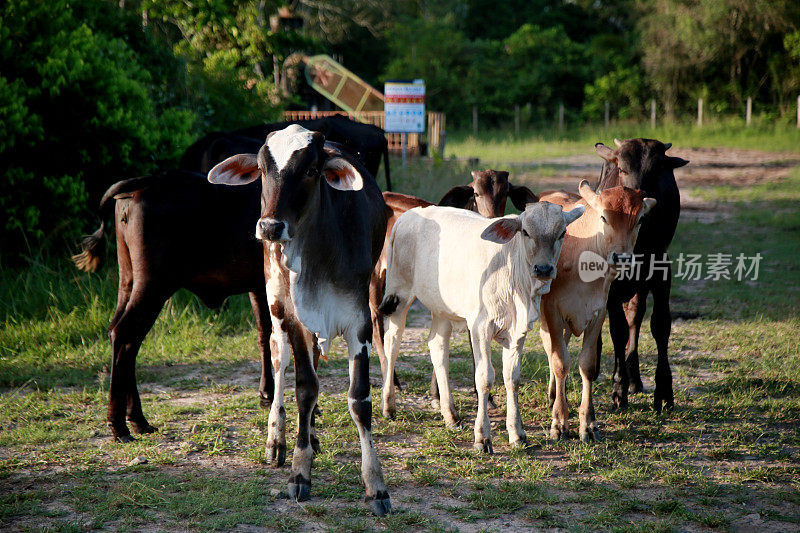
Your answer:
[446,117,800,163]
[2,141,800,530]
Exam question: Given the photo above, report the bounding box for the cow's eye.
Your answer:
[522,229,529,237]
[559,231,566,239]
[600,216,608,224]
[619,169,628,175]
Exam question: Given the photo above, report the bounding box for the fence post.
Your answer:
[746,97,752,126]
[604,101,610,129]
[797,95,800,129]
[650,99,656,129]
[514,105,520,136]
[472,105,478,136]
[697,98,703,127]
[558,103,565,130]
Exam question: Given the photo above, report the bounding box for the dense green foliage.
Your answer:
[2,0,799,259]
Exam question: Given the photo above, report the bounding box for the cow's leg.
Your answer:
[502,334,527,447]
[608,296,631,408]
[429,315,459,428]
[107,288,167,441]
[578,314,604,443]
[370,270,402,390]
[624,290,648,394]
[432,328,497,412]
[541,329,557,410]
[381,298,412,419]
[651,274,674,412]
[540,325,570,440]
[470,326,495,453]
[249,291,274,410]
[265,317,290,467]
[286,324,319,503]
[347,319,390,516]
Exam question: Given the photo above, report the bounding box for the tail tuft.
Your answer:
[378,294,400,316]
[71,222,106,272]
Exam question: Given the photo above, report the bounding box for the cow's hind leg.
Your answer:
[250,292,274,410]
[381,297,412,419]
[286,325,319,503]
[431,328,497,411]
[347,319,390,516]
[107,287,167,441]
[429,315,459,428]
[624,290,648,394]
[651,274,674,412]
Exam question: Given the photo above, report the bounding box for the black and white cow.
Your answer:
[207,125,391,516]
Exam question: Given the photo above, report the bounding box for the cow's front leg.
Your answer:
[540,326,570,440]
[347,321,390,516]
[287,325,319,502]
[502,334,527,447]
[578,314,604,442]
[265,325,289,466]
[651,274,674,412]
[607,299,630,408]
[429,315,459,429]
[470,327,495,453]
[624,290,647,394]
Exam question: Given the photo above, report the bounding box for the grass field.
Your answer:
[2,141,800,531]
[446,119,800,164]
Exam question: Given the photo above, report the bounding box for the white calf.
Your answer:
[378,203,585,452]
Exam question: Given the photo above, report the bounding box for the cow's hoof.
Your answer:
[628,380,644,394]
[612,390,629,409]
[288,480,311,502]
[549,426,567,440]
[510,435,528,448]
[366,492,391,516]
[129,421,158,435]
[115,434,136,443]
[580,428,600,443]
[382,406,396,420]
[654,395,674,413]
[267,442,286,467]
[445,420,461,430]
[473,438,493,454]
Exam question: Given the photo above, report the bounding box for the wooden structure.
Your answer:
[284,110,446,156]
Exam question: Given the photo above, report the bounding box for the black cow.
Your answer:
[72,170,273,441]
[208,125,391,515]
[594,138,688,412]
[182,115,392,190]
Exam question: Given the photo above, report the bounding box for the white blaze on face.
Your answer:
[267,124,315,172]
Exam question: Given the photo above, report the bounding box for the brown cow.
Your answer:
[538,181,655,442]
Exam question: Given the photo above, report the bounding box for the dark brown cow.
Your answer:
[72,170,271,442]
[207,125,391,515]
[594,138,688,412]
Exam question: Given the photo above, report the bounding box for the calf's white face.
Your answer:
[481,201,585,286]
[207,124,364,243]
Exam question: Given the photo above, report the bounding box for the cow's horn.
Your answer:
[614,138,623,148]
[664,142,672,150]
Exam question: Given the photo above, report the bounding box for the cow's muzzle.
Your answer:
[533,264,556,280]
[256,218,290,242]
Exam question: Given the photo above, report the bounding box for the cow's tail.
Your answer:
[377,223,402,316]
[382,141,392,191]
[71,174,161,272]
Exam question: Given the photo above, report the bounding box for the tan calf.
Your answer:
[538,181,655,442]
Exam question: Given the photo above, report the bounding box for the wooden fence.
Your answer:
[283,110,446,155]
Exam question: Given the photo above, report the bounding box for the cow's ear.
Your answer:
[641,197,658,216]
[208,154,260,185]
[595,143,617,163]
[563,205,586,226]
[481,216,522,244]
[438,185,474,208]
[508,184,538,210]
[323,157,363,191]
[666,156,689,169]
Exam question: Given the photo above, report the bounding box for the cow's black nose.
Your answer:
[259,219,285,241]
[534,264,555,278]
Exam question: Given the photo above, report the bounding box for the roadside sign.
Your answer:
[384,79,425,133]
